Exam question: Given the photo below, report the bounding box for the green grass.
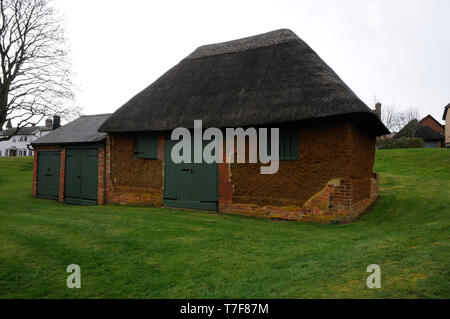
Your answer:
[0,149,449,298]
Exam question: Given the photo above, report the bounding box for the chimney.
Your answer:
[375,102,382,119]
[52,115,61,130]
[45,118,53,128]
[6,119,12,129]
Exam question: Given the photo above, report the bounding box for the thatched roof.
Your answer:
[32,114,111,145]
[99,29,389,135]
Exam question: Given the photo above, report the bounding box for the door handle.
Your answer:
[45,174,51,176]
[181,168,193,173]
[77,176,84,180]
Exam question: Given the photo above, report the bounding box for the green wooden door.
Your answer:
[80,149,98,201]
[65,148,98,205]
[164,139,218,210]
[37,151,60,200]
[65,149,81,199]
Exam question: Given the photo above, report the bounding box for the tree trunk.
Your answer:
[0,85,8,130]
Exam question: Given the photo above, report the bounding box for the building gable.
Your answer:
[419,114,445,134]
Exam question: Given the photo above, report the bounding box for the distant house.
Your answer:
[415,126,445,148]
[394,114,445,147]
[443,103,450,147]
[419,114,445,135]
[0,116,60,157]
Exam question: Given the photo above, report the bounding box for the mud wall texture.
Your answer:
[103,116,378,223]
[224,117,379,223]
[230,117,352,207]
[105,133,164,205]
[348,123,376,203]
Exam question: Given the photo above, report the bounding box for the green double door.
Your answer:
[164,139,218,210]
[37,151,60,200]
[65,148,98,205]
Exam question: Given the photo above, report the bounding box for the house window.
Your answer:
[0,150,2,156]
[266,126,299,160]
[135,133,158,159]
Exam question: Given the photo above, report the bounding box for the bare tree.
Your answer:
[381,104,399,132]
[380,103,421,133]
[395,108,420,131]
[0,0,78,139]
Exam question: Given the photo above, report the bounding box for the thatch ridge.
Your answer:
[188,29,298,59]
[99,29,389,135]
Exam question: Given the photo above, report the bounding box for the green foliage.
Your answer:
[376,137,424,149]
[0,150,449,298]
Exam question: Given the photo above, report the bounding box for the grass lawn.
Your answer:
[0,148,449,298]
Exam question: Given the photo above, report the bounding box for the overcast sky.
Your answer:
[56,0,450,124]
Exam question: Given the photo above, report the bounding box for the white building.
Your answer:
[0,117,58,157]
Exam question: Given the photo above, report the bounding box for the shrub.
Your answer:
[376,137,424,149]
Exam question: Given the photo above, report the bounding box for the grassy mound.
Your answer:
[0,149,448,298]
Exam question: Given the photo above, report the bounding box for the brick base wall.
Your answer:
[218,151,233,211]
[106,185,163,205]
[98,147,106,204]
[220,174,379,223]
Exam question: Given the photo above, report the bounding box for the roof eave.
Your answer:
[443,107,449,121]
[32,137,106,146]
[100,112,390,136]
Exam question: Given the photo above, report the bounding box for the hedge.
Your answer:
[376,137,424,149]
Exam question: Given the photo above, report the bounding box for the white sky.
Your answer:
[55,0,450,124]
